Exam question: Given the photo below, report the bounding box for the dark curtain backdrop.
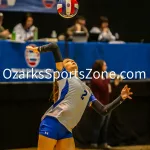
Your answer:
[73,81,150,148]
[1,82,150,149]
[1,0,150,42]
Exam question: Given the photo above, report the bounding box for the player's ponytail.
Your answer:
[52,72,59,103]
[53,80,59,103]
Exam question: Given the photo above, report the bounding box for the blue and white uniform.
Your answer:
[39,69,96,140]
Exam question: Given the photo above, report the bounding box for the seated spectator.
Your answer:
[0,12,11,39]
[13,13,36,41]
[67,16,89,40]
[90,16,116,42]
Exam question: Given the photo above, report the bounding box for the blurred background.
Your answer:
[1,0,150,42]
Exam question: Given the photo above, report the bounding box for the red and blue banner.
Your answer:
[0,0,57,13]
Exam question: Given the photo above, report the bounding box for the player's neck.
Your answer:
[70,70,78,77]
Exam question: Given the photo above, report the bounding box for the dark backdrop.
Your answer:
[1,81,150,149]
[1,0,150,42]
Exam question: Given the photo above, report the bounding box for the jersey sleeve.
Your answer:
[88,93,97,107]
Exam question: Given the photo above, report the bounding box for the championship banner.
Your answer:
[0,0,57,13]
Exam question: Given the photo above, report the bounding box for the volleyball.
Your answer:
[57,0,79,18]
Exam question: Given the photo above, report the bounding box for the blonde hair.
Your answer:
[52,80,59,102]
[52,72,59,103]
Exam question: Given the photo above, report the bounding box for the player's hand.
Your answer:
[26,46,39,53]
[121,85,133,100]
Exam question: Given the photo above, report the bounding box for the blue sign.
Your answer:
[0,0,57,13]
[0,41,58,82]
[0,40,149,83]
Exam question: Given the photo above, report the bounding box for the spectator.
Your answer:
[0,12,11,39]
[13,13,36,41]
[90,60,112,149]
[67,16,89,40]
[90,16,116,42]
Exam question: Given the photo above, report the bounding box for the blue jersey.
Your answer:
[42,70,96,132]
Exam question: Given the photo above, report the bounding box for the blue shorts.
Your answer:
[39,116,72,140]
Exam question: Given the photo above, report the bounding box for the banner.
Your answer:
[0,40,149,83]
[0,0,57,13]
[0,41,59,82]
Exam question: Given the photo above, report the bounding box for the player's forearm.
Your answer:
[38,43,63,71]
[38,43,63,63]
[92,96,123,116]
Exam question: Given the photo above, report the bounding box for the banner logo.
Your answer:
[42,0,56,8]
[25,44,40,68]
[57,0,79,18]
[0,0,16,8]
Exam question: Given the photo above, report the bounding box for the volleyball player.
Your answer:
[26,43,133,150]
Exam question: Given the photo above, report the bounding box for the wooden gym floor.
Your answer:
[8,145,150,150]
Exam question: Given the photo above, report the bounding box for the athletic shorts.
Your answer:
[39,116,72,140]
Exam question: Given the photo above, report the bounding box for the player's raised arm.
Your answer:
[90,85,133,116]
[26,43,63,71]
